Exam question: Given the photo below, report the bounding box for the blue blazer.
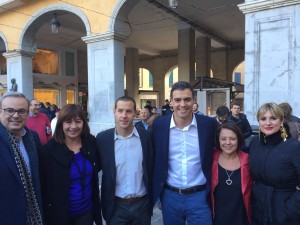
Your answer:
[135,120,148,131]
[0,123,43,225]
[96,127,153,222]
[151,113,217,206]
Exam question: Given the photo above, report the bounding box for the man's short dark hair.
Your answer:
[231,102,241,108]
[170,81,195,99]
[216,105,230,117]
[115,96,136,111]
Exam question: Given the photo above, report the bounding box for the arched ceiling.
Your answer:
[15,0,245,55]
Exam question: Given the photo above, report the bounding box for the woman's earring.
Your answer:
[280,125,288,141]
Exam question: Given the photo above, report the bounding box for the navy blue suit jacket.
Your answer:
[135,120,148,131]
[0,123,43,225]
[96,127,153,222]
[151,113,217,206]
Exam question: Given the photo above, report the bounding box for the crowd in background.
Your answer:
[1,81,300,225]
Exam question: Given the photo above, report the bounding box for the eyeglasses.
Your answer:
[1,108,28,116]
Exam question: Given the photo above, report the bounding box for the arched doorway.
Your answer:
[18,5,89,107]
[0,32,8,95]
[164,66,178,100]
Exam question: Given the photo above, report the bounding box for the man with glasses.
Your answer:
[26,99,52,144]
[0,91,43,224]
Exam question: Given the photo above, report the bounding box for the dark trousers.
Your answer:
[69,210,94,225]
[107,197,151,225]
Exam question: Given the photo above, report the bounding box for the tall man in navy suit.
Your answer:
[152,81,217,225]
[0,91,43,224]
[96,96,153,225]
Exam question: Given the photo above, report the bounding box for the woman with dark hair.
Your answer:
[211,123,252,225]
[39,104,102,225]
[250,102,300,225]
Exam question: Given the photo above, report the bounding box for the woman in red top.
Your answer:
[211,123,252,225]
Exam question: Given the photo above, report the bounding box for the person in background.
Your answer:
[39,102,51,121]
[279,102,300,140]
[193,102,204,115]
[27,99,52,144]
[161,99,171,116]
[39,104,102,225]
[0,91,43,224]
[249,102,300,225]
[151,106,157,115]
[135,108,151,131]
[279,102,300,123]
[152,81,217,225]
[50,108,60,134]
[96,96,153,225]
[49,104,58,121]
[147,113,161,133]
[211,123,252,225]
[144,100,153,113]
[45,101,51,112]
[228,102,252,139]
[215,106,230,125]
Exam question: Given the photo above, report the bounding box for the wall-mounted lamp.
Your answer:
[50,13,61,35]
[168,0,178,9]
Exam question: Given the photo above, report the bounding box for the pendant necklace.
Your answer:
[225,169,234,185]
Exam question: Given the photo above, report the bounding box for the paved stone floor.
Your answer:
[151,207,163,225]
[102,207,163,225]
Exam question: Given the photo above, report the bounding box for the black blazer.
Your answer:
[96,127,153,222]
[135,120,148,130]
[39,134,102,225]
[151,113,217,206]
[0,124,43,225]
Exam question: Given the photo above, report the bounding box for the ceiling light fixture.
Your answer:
[50,13,61,35]
[168,0,178,9]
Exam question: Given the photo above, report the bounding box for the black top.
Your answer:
[250,130,300,225]
[213,165,249,225]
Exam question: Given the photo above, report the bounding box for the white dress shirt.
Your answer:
[167,114,206,188]
[114,127,147,198]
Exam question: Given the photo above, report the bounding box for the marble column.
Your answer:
[3,50,34,99]
[178,24,195,82]
[196,37,211,78]
[125,48,140,107]
[239,0,300,124]
[82,32,126,135]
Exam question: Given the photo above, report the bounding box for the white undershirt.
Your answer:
[114,127,147,198]
[167,114,206,188]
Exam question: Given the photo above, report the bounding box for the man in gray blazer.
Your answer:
[96,96,153,225]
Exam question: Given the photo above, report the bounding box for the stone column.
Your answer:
[3,50,34,99]
[196,37,211,78]
[125,48,140,107]
[178,23,195,82]
[239,0,300,124]
[82,32,126,135]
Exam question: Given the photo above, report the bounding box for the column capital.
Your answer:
[2,49,35,58]
[82,32,127,44]
[177,21,191,30]
[238,0,300,14]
